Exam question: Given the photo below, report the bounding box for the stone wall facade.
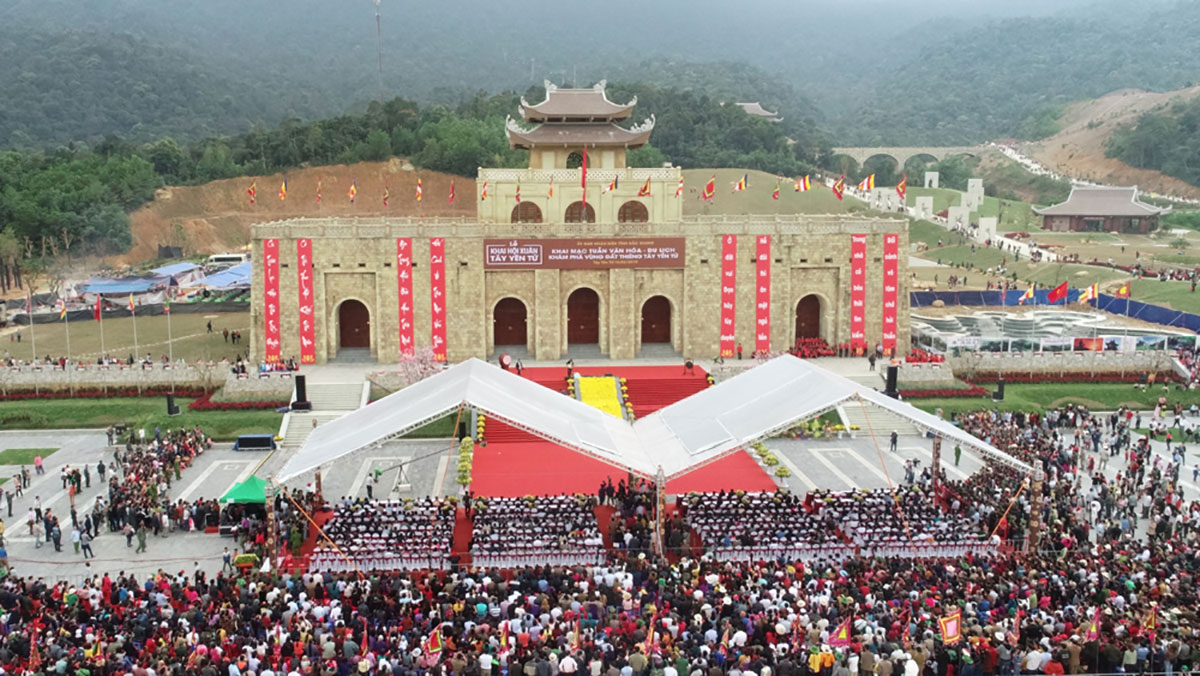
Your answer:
[250,215,911,363]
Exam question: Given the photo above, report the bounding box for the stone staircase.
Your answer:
[280,382,366,448]
[839,373,922,437]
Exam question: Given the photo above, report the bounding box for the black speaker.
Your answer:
[993,378,1005,401]
[291,374,312,411]
[885,365,899,399]
[166,394,180,417]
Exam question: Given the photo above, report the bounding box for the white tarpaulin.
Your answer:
[277,356,1028,483]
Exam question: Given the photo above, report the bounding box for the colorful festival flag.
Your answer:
[857,174,875,191]
[423,628,443,655]
[675,176,684,197]
[480,181,488,201]
[1114,282,1131,298]
[581,147,589,210]
[702,176,716,201]
[247,180,257,205]
[940,611,963,645]
[449,181,456,204]
[163,298,170,315]
[603,176,619,194]
[772,184,781,200]
[1079,283,1099,304]
[55,299,66,320]
[128,294,135,313]
[416,178,423,202]
[515,182,521,203]
[316,180,323,204]
[348,179,358,203]
[832,175,845,201]
[794,175,811,192]
[1084,607,1101,642]
[547,179,554,199]
[638,177,651,197]
[829,618,853,647]
[383,185,391,207]
[279,177,287,201]
[1145,607,1158,644]
[732,174,748,192]
[896,174,908,201]
[1018,284,1035,305]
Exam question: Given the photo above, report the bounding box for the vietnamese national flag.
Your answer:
[1114,282,1131,298]
[1046,281,1069,304]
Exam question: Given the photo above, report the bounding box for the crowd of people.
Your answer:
[310,497,456,572]
[469,495,605,568]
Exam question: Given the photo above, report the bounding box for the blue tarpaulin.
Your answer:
[151,262,200,276]
[79,278,161,294]
[196,262,251,289]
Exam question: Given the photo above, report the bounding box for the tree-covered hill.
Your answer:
[1107,96,1200,188]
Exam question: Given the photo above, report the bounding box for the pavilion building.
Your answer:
[1034,185,1170,233]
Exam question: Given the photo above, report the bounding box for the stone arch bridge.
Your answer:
[830,145,986,169]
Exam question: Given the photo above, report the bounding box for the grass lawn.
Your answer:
[6,312,249,364]
[682,169,853,216]
[1128,279,1200,315]
[0,397,282,440]
[903,188,1039,233]
[404,413,458,438]
[0,447,56,465]
[914,242,1128,288]
[910,383,1200,416]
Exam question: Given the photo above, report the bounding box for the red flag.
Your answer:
[771,184,781,200]
[581,147,588,211]
[830,617,853,647]
[93,295,101,322]
[897,174,908,201]
[449,181,456,205]
[1114,282,1131,298]
[702,176,716,201]
[1046,281,1069,304]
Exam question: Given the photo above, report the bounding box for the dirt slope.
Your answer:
[122,159,474,265]
[1021,87,1200,198]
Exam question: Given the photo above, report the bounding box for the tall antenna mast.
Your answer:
[375,0,385,102]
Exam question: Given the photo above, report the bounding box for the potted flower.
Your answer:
[234,552,260,570]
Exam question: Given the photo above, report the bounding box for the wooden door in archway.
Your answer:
[339,299,370,348]
[641,296,671,343]
[795,295,821,340]
[567,288,600,344]
[493,298,528,346]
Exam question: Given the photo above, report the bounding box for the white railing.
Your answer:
[477,166,679,183]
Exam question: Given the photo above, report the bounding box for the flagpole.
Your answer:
[132,302,139,365]
[167,301,174,394]
[64,306,72,395]
[28,292,36,366]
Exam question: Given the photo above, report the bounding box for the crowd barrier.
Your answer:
[13,300,249,326]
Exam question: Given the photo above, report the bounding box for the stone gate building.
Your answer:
[251,82,910,364]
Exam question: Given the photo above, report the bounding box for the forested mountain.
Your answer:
[1107,97,1200,188]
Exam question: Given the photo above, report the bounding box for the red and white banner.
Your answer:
[396,238,415,356]
[429,238,447,362]
[882,233,899,355]
[262,238,281,363]
[755,235,771,354]
[850,234,867,352]
[296,238,316,364]
[719,235,737,358]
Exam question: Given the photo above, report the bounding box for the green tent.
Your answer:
[219,475,268,504]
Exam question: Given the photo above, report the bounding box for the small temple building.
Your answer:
[735,102,782,123]
[1034,185,1170,233]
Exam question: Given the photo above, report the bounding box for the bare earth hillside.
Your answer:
[122,159,474,265]
[1022,87,1200,198]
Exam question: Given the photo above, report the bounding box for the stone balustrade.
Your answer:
[948,350,1174,375]
[0,361,298,398]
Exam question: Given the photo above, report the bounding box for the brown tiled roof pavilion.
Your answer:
[505,116,655,150]
[520,80,635,122]
[1034,186,1170,217]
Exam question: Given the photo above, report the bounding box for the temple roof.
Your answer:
[1033,186,1170,217]
[506,115,655,149]
[520,80,636,122]
[736,102,782,122]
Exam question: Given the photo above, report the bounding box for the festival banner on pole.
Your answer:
[396,238,415,356]
[882,233,899,355]
[755,235,771,354]
[263,238,281,363]
[719,235,737,358]
[429,238,447,362]
[850,234,867,352]
[296,238,316,364]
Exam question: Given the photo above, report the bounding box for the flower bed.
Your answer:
[966,372,1176,385]
[905,348,945,364]
[0,387,208,402]
[188,391,289,411]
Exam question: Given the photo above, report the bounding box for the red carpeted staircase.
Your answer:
[624,377,711,417]
[484,420,541,444]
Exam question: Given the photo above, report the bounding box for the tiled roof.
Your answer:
[1034,186,1170,217]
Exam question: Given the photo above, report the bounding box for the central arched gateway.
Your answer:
[795,295,821,340]
[338,299,371,349]
[567,287,600,345]
[640,295,671,343]
[493,297,528,347]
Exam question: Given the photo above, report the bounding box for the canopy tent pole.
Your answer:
[273,476,367,580]
[854,393,920,557]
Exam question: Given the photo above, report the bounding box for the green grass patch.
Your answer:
[0,447,56,465]
[903,186,1041,233]
[911,383,1200,416]
[681,169,854,216]
[916,243,1127,288]
[403,413,458,438]
[1127,279,1200,315]
[0,397,282,440]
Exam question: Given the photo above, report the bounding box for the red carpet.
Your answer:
[516,365,708,381]
[471,441,773,497]
[451,507,474,567]
[280,509,333,572]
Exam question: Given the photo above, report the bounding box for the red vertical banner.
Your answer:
[296,238,316,364]
[850,234,867,354]
[262,238,281,363]
[429,237,447,362]
[755,235,771,354]
[719,235,737,358]
[396,238,415,356]
[882,233,899,356]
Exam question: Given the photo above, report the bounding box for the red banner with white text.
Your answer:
[396,238,415,356]
[429,238,447,361]
[882,233,899,356]
[296,238,316,364]
[850,234,867,353]
[262,238,281,363]
[719,235,737,358]
[755,235,771,354]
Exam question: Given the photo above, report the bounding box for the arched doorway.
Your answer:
[493,298,528,347]
[641,296,671,343]
[339,299,370,349]
[564,201,596,223]
[567,288,600,345]
[566,152,583,169]
[618,201,649,223]
[795,295,821,341]
[510,202,543,223]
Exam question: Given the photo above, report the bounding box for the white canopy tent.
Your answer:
[277,355,1029,483]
